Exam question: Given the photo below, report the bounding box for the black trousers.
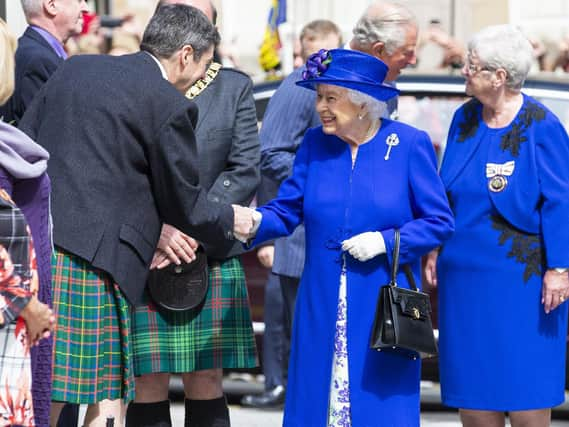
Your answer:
[57,403,80,427]
[261,272,287,390]
[279,274,299,343]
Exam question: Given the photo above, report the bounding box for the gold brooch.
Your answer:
[486,161,515,193]
[488,175,508,192]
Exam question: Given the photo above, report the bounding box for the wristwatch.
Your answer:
[554,267,569,273]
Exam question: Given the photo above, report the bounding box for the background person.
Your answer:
[0,0,88,125]
[424,24,569,427]
[0,17,55,425]
[127,1,260,426]
[350,1,418,118]
[19,4,253,425]
[242,49,454,426]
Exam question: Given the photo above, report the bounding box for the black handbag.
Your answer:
[369,229,438,359]
[147,249,208,312]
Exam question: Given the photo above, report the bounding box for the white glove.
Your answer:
[341,231,386,262]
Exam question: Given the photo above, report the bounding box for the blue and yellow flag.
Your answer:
[259,0,287,72]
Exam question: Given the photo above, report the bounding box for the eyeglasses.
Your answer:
[464,60,492,76]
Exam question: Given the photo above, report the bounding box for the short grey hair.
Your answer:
[468,24,533,91]
[346,89,387,120]
[141,4,220,61]
[20,0,42,20]
[352,2,416,55]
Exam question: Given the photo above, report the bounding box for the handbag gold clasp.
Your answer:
[412,307,420,319]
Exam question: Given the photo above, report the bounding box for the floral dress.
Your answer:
[0,189,38,426]
[328,256,351,426]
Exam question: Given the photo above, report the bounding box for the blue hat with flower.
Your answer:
[296,48,399,101]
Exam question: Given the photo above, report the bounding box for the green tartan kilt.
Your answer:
[131,256,258,375]
[51,247,134,404]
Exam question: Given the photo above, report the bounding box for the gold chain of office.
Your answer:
[186,62,222,99]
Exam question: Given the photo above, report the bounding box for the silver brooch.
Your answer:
[384,133,399,160]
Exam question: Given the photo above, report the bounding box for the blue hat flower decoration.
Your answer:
[297,48,399,102]
[302,49,332,80]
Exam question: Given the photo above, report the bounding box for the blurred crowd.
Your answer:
[55,10,569,78]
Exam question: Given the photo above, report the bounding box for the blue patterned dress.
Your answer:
[438,95,569,410]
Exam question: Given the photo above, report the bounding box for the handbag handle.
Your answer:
[390,229,418,292]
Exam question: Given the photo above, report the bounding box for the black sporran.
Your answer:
[147,249,208,312]
[369,229,437,359]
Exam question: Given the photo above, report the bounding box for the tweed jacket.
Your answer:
[19,52,234,304]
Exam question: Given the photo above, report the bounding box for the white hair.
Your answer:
[346,88,387,120]
[352,2,416,55]
[468,24,533,91]
[20,0,42,20]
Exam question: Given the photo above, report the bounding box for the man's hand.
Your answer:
[154,223,199,268]
[542,269,569,314]
[257,245,274,269]
[19,295,55,347]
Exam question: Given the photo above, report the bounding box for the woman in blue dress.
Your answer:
[243,49,454,427]
[424,25,569,427]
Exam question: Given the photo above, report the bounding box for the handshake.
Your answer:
[231,205,262,243]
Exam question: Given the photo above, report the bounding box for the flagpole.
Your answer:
[280,0,294,75]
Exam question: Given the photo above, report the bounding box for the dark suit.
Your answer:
[19,52,234,305]
[192,68,260,258]
[0,27,63,124]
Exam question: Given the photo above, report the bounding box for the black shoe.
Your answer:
[241,385,286,409]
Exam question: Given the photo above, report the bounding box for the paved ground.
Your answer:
[78,403,569,426]
[76,402,569,427]
[76,379,569,425]
[170,405,569,426]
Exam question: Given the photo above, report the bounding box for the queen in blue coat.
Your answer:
[247,49,454,427]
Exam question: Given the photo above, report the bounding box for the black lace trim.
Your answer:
[499,100,546,157]
[490,215,543,282]
[457,99,481,143]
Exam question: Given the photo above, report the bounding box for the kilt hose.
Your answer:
[51,247,134,404]
[131,256,258,375]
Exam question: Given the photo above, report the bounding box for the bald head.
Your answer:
[160,0,215,23]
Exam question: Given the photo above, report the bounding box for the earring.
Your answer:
[358,113,363,120]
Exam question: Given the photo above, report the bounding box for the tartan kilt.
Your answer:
[51,247,134,404]
[131,256,258,375]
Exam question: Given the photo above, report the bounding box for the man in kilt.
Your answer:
[126,1,260,426]
[19,4,255,426]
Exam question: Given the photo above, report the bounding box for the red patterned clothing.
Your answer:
[0,189,38,426]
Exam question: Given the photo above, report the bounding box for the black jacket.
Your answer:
[19,52,234,304]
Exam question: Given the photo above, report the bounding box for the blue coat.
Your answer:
[253,121,454,426]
